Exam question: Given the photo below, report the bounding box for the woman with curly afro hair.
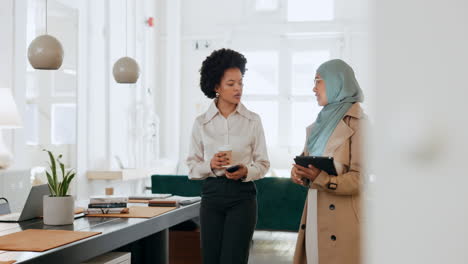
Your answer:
[186,48,270,264]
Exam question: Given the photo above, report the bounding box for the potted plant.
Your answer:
[43,149,76,225]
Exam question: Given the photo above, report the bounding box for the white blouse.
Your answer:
[186,101,270,182]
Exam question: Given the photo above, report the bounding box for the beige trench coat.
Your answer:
[293,103,364,264]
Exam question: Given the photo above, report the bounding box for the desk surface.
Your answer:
[0,202,200,264]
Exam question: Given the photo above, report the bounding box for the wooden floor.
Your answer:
[249,231,298,264]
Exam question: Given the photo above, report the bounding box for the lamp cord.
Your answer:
[125,0,128,56]
[45,0,48,34]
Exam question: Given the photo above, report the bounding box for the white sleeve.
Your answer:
[243,117,270,182]
[186,120,215,180]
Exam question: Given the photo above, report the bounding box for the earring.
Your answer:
[216,92,219,98]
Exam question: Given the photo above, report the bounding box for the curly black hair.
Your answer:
[199,48,247,99]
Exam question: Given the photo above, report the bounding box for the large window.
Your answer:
[242,51,280,146]
[243,51,279,95]
[233,0,342,175]
[291,51,330,95]
[178,0,367,176]
[242,46,334,160]
[290,50,330,146]
[51,104,76,145]
[287,0,335,21]
[244,100,279,146]
[255,0,279,11]
[25,104,39,145]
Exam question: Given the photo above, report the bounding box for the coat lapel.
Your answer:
[322,119,354,157]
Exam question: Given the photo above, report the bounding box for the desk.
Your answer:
[0,202,200,264]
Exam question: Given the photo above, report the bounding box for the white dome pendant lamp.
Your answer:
[113,0,140,83]
[28,0,64,70]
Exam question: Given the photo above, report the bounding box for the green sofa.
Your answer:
[151,175,307,231]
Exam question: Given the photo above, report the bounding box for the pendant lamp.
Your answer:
[113,0,140,83]
[27,0,64,70]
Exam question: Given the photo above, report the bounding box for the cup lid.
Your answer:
[218,145,232,151]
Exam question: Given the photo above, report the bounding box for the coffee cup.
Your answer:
[218,145,232,167]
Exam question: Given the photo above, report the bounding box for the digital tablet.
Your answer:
[294,156,338,176]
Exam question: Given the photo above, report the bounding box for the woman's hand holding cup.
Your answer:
[210,145,233,170]
[210,152,230,170]
[211,145,233,170]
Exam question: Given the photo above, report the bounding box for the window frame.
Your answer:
[232,34,344,171]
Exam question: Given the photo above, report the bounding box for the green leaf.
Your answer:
[61,182,66,196]
[60,169,72,196]
[46,184,54,197]
[60,162,65,180]
[57,182,63,196]
[62,181,69,196]
[44,150,58,194]
[64,170,72,179]
[68,172,76,183]
[65,173,75,195]
[45,171,56,196]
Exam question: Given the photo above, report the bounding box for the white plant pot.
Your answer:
[43,195,74,225]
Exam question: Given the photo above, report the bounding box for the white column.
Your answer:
[76,0,90,200]
[367,1,468,263]
[0,0,13,89]
[162,0,181,161]
[12,0,28,169]
[0,1,14,167]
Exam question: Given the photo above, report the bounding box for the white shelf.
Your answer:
[86,169,152,181]
[87,160,179,181]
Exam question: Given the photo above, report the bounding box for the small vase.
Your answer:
[43,195,74,225]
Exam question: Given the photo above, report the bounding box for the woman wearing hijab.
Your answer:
[291,59,365,264]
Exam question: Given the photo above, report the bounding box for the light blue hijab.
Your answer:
[307,59,363,156]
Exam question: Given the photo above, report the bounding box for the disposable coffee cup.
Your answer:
[218,145,232,167]
[105,187,114,195]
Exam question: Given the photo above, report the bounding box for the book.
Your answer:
[88,203,127,208]
[128,194,172,200]
[89,195,128,204]
[148,200,179,207]
[149,195,201,206]
[84,208,129,214]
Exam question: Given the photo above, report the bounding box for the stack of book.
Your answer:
[84,196,129,214]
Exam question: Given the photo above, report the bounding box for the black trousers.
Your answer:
[200,177,257,264]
